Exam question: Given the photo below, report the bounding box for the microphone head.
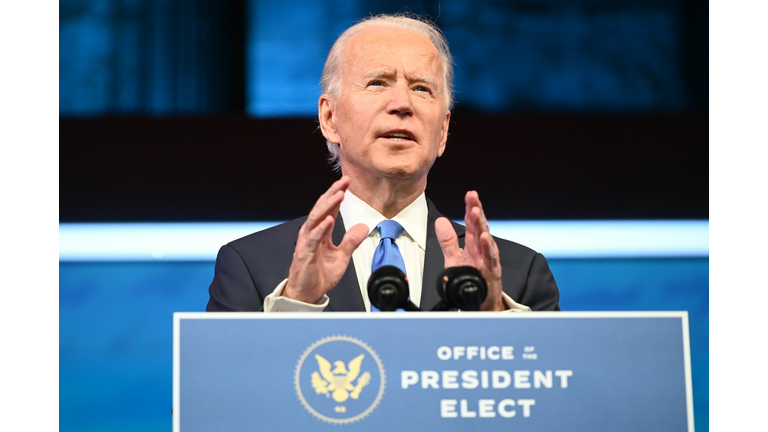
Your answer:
[367,265,410,311]
[436,266,488,311]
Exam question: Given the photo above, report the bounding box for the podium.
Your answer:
[173,312,694,431]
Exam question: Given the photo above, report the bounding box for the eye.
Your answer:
[414,85,432,93]
[368,80,384,87]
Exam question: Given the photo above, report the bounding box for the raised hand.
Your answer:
[283,177,369,304]
[434,191,505,311]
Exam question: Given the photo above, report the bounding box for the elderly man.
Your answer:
[207,14,560,312]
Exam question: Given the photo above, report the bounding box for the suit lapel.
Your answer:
[325,214,365,311]
[420,199,465,310]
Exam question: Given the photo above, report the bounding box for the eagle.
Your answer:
[311,354,371,403]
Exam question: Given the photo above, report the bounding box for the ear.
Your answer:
[437,110,451,158]
[318,94,340,144]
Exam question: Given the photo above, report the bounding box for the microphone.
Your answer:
[367,265,421,312]
[433,266,488,311]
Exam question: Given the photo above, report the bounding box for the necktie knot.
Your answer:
[371,219,406,276]
[377,220,403,241]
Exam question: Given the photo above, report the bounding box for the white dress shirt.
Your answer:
[342,190,428,311]
[263,190,530,312]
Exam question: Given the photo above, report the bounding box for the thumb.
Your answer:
[435,217,461,260]
[338,223,369,256]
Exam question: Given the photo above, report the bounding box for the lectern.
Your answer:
[173,312,694,431]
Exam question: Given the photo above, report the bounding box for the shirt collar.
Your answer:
[340,190,428,250]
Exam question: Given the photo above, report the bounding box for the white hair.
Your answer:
[320,13,455,172]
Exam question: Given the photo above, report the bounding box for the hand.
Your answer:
[435,191,505,311]
[283,177,369,304]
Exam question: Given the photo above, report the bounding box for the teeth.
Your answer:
[386,132,411,140]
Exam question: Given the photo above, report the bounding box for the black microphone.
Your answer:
[367,265,421,312]
[433,266,488,311]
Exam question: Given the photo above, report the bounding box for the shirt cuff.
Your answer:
[501,292,531,312]
[263,279,329,312]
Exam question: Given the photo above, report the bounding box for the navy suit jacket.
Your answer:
[207,199,560,311]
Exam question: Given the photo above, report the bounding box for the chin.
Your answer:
[379,163,427,181]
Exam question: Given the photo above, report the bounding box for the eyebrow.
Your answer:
[411,76,439,89]
[362,69,439,88]
[362,69,392,81]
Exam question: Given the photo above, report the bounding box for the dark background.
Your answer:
[60,111,707,222]
[59,0,708,223]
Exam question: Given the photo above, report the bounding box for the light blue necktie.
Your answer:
[371,220,406,275]
[370,220,406,312]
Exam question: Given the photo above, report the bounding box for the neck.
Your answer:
[346,175,426,219]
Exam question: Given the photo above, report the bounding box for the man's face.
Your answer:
[320,26,451,183]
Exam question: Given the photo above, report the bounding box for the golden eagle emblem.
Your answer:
[311,354,371,403]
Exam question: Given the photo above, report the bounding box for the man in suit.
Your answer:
[207,14,560,312]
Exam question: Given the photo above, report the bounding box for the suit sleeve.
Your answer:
[518,253,561,311]
[207,244,265,312]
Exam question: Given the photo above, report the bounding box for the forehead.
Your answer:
[341,26,442,79]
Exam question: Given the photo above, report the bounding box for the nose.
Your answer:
[386,81,413,117]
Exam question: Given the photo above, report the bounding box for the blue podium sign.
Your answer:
[173,312,694,432]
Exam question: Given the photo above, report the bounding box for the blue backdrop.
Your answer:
[60,0,704,116]
[59,257,708,431]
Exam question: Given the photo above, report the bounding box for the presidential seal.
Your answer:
[295,336,386,424]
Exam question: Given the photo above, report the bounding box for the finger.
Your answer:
[479,231,500,273]
[463,205,483,256]
[322,176,351,220]
[465,191,489,231]
[312,176,350,214]
[466,197,490,252]
[464,190,483,222]
[303,214,336,252]
[435,217,461,260]
[315,176,349,209]
[326,175,351,196]
[465,189,482,208]
[470,206,490,236]
[338,223,369,257]
[479,233,504,312]
[304,181,348,233]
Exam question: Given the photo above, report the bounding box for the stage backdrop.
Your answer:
[59,255,708,432]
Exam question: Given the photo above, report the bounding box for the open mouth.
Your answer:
[381,130,415,142]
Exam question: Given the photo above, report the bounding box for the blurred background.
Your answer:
[59,0,708,431]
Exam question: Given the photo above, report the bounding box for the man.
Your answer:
[207,14,560,312]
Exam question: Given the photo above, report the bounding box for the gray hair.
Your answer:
[320,13,455,172]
